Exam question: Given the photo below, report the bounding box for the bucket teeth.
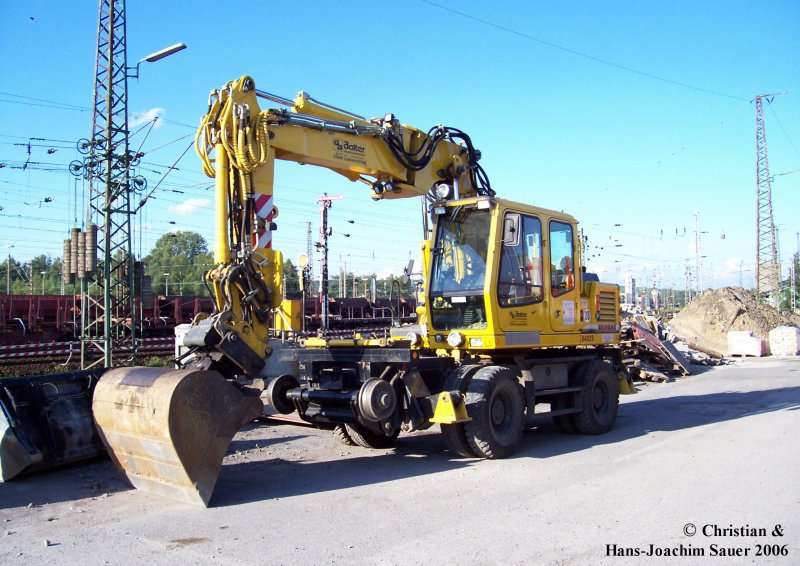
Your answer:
[92,367,263,507]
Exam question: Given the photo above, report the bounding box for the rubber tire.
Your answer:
[573,360,619,435]
[440,365,481,457]
[333,424,357,446]
[344,423,399,449]
[464,366,525,459]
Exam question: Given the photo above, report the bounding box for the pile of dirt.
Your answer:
[668,287,799,356]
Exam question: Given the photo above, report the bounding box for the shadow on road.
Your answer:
[212,385,800,506]
[2,385,797,509]
[0,458,122,509]
[212,430,472,507]
[520,385,800,460]
[0,433,310,510]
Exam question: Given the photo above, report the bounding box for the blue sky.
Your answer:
[1,0,798,292]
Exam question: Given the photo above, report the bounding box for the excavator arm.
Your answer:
[91,75,493,505]
[180,75,492,380]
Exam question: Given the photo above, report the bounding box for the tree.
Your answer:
[1,254,70,295]
[29,254,60,295]
[283,258,301,296]
[143,231,213,295]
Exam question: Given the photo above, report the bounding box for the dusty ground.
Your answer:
[669,287,799,355]
[2,357,800,565]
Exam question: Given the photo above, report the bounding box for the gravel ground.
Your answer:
[2,356,799,565]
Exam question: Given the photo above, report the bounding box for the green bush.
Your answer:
[143,356,173,368]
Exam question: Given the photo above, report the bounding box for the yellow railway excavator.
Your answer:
[4,76,634,505]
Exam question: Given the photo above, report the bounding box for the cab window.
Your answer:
[498,212,543,306]
[549,220,574,297]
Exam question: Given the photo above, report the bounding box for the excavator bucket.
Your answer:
[1,369,107,482]
[92,367,263,507]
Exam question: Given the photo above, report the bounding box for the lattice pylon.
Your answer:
[81,0,137,368]
[754,94,782,306]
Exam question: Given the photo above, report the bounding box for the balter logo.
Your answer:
[333,139,365,154]
[509,310,527,320]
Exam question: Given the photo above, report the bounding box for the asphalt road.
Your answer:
[2,357,799,565]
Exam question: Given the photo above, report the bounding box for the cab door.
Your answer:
[496,211,547,336]
[547,219,578,332]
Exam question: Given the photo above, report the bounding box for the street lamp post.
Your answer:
[6,244,13,295]
[164,273,170,296]
[40,271,46,295]
[340,252,350,298]
[128,43,187,79]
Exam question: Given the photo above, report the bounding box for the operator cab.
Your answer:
[427,196,584,350]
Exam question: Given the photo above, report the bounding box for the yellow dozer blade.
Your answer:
[92,367,263,507]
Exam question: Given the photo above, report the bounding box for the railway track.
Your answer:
[0,337,174,365]
[0,316,417,369]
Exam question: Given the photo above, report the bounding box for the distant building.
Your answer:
[624,274,636,306]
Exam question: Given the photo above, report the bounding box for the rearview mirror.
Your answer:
[503,213,520,247]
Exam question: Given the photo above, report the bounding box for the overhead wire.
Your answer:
[766,103,800,163]
[134,140,195,213]
[0,84,462,276]
[420,0,748,102]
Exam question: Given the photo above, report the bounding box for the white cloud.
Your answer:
[130,108,166,129]
[168,198,210,215]
[709,256,747,287]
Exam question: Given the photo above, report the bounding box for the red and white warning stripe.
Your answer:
[0,343,173,360]
[253,194,274,249]
[0,336,172,353]
[0,337,174,360]
[0,340,66,352]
